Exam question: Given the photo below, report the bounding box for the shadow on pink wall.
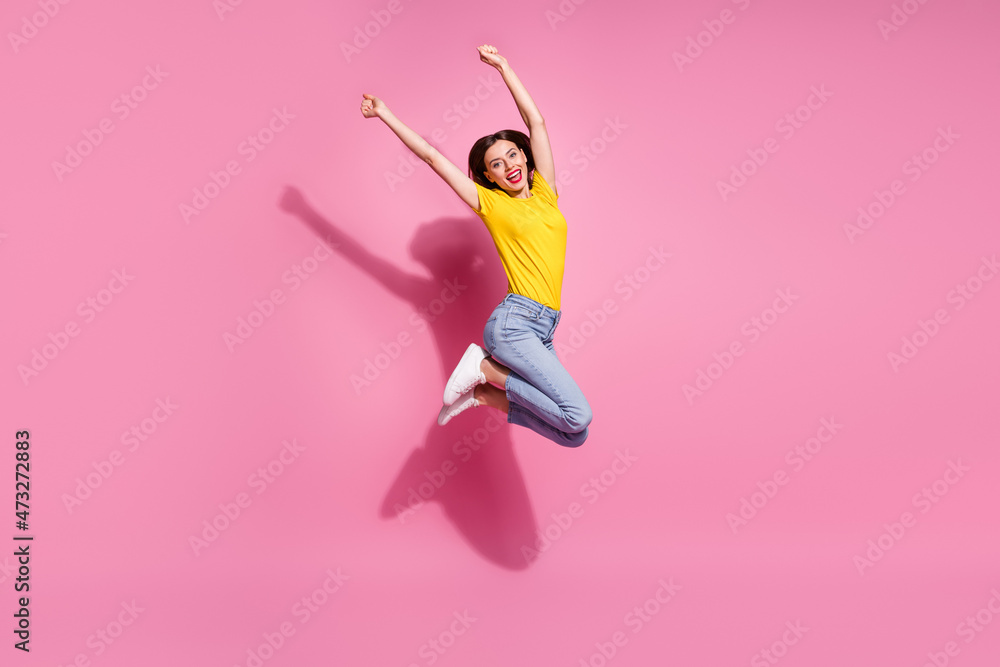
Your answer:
[280,185,540,570]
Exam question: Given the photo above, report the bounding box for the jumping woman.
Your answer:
[360,44,592,448]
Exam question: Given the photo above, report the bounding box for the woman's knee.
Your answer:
[560,426,589,448]
[564,400,593,435]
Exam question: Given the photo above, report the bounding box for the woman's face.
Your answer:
[483,140,528,193]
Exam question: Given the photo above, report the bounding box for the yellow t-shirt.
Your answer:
[472,170,568,311]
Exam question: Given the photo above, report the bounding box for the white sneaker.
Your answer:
[437,387,480,426]
[443,343,488,405]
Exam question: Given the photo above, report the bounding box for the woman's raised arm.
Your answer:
[361,93,480,210]
[476,45,557,193]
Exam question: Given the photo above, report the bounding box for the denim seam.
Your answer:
[501,311,569,427]
[506,376,568,429]
[509,403,585,446]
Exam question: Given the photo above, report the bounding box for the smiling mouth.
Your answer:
[507,169,522,184]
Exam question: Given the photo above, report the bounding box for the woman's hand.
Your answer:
[360,93,387,119]
[477,44,508,70]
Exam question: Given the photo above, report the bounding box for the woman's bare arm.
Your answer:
[477,45,557,194]
[360,93,480,210]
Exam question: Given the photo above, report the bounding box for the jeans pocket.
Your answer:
[508,304,538,321]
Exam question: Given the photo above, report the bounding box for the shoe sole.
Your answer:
[438,391,478,426]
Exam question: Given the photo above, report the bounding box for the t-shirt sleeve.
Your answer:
[473,181,496,217]
[532,170,558,203]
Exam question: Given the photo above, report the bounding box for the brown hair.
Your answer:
[467,129,535,191]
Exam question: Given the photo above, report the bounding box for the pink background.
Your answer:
[3,0,999,665]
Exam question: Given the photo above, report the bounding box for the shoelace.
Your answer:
[454,371,485,395]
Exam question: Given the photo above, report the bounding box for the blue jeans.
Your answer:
[482,293,592,447]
